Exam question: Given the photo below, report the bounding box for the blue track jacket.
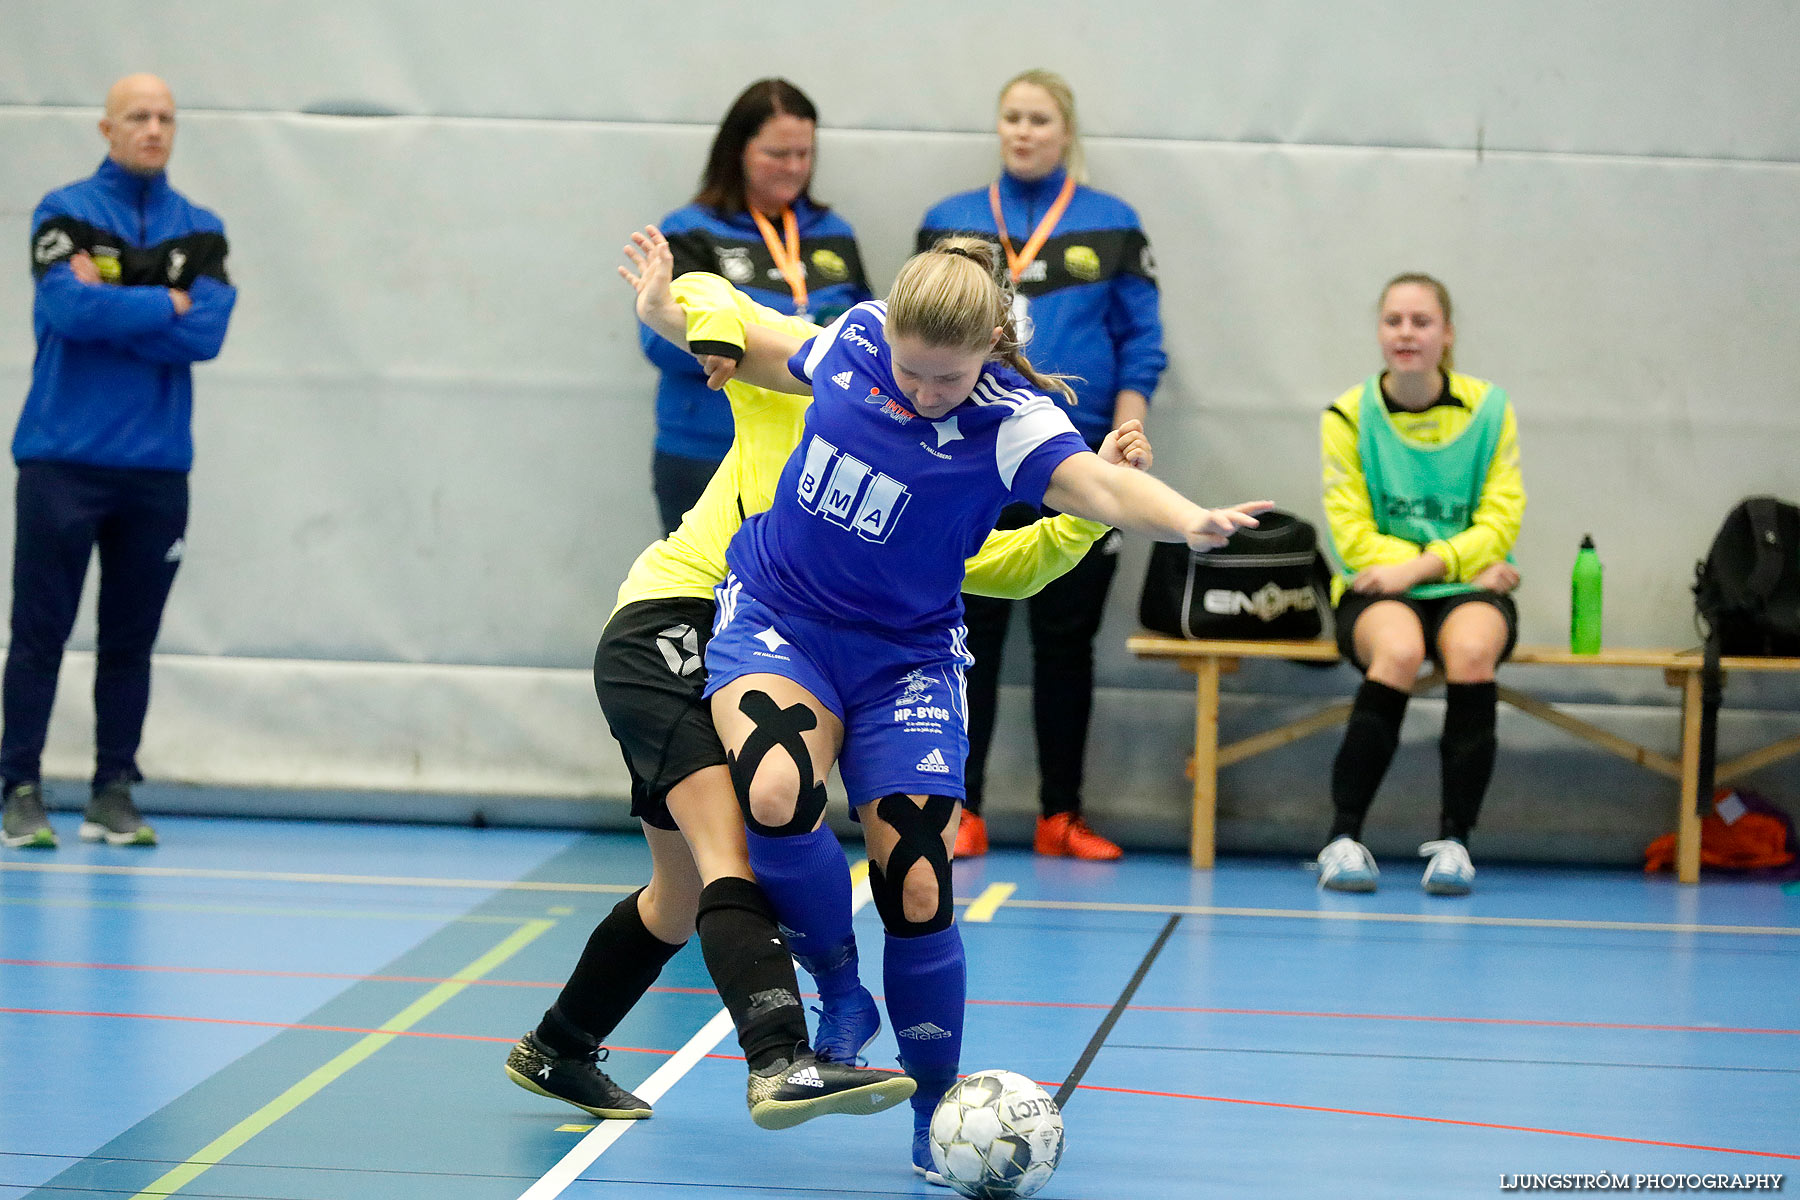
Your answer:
[19,157,235,471]
[917,167,1165,447]
[643,196,870,463]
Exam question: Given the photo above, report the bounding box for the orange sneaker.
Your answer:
[953,811,988,858]
[1034,813,1122,860]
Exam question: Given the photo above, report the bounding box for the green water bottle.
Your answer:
[1571,534,1603,654]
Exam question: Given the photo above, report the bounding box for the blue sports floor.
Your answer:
[3,812,1797,1198]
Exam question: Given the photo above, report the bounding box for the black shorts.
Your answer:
[593,596,723,831]
[1333,589,1519,673]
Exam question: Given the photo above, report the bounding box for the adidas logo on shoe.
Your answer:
[746,1053,917,1130]
[832,370,854,389]
[915,748,950,774]
[897,1021,952,1041]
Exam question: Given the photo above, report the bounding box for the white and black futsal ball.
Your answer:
[928,1069,1064,1199]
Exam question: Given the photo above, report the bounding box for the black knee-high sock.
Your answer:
[1440,681,1498,843]
[537,887,685,1056]
[696,877,809,1071]
[1329,679,1410,841]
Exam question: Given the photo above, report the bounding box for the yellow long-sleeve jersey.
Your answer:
[1320,371,1525,600]
[613,274,1109,618]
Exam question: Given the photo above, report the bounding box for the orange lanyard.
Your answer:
[988,174,1076,283]
[750,205,809,314]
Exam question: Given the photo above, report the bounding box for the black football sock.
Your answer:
[696,877,809,1071]
[1328,679,1410,841]
[537,887,684,1056]
[1440,681,1498,844]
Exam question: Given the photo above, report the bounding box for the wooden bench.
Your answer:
[1126,634,1800,883]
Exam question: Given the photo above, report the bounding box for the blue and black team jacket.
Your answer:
[917,166,1165,447]
[21,157,235,472]
[643,196,871,464]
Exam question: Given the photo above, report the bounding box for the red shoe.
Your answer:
[953,811,988,858]
[1034,813,1123,861]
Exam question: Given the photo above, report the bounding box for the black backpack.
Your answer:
[1693,496,1800,656]
[1690,496,1800,808]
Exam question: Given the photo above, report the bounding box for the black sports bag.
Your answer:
[1693,496,1800,657]
[1690,495,1800,811]
[1137,509,1332,640]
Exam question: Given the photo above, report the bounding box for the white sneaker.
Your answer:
[1419,839,1475,895]
[1316,836,1379,892]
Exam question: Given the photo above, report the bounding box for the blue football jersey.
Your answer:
[724,301,1088,633]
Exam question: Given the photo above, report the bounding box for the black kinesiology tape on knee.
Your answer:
[727,689,830,837]
[868,793,958,936]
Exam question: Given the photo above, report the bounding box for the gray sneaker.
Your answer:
[81,781,157,846]
[2,782,57,849]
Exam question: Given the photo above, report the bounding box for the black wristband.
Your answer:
[688,339,745,363]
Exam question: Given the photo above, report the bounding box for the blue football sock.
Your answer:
[746,826,860,998]
[884,924,965,1116]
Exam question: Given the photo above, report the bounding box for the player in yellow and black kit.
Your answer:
[1315,273,1525,897]
[503,266,1140,1129]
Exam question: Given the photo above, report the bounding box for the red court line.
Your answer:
[7,959,1796,1036]
[14,1005,1787,1165]
[970,996,1800,1037]
[1075,1081,1800,1161]
[0,1007,741,1062]
[2,1006,520,1042]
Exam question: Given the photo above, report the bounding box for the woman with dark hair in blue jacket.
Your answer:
[917,69,1166,860]
[644,79,872,535]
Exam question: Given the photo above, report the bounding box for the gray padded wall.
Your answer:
[0,3,1795,855]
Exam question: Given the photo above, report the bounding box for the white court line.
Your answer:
[515,1007,738,1200]
[516,863,874,1200]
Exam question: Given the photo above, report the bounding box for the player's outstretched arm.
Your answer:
[620,225,809,395]
[1042,452,1271,551]
[620,226,686,343]
[963,420,1153,598]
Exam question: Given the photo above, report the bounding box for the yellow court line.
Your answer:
[0,860,636,895]
[131,918,554,1199]
[849,859,870,889]
[988,897,1800,938]
[962,883,1016,923]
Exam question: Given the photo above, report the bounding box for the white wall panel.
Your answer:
[3,2,1796,160]
[0,4,1796,843]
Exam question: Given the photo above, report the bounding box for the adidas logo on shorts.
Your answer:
[916,748,950,774]
[786,1065,825,1088]
[832,370,854,389]
[898,1021,952,1041]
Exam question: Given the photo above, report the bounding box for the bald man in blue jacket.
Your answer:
[1,74,235,850]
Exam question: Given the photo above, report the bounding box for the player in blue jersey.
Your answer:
[625,225,1267,1182]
